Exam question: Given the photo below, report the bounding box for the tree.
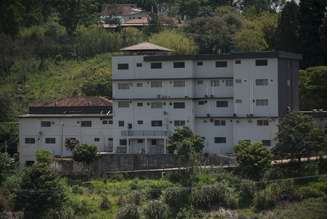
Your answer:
[233,28,268,51]
[73,144,98,169]
[0,0,23,37]
[0,153,15,184]
[273,112,325,160]
[299,66,326,110]
[149,30,198,55]
[276,0,300,52]
[35,149,52,165]
[299,0,326,67]
[14,164,66,218]
[167,127,205,164]
[144,13,162,35]
[234,140,272,180]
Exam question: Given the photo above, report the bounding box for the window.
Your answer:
[45,138,56,144]
[117,146,127,153]
[151,81,162,88]
[81,121,92,127]
[174,120,186,126]
[214,137,226,143]
[136,82,143,87]
[137,102,143,107]
[94,138,100,142]
[137,139,144,144]
[255,79,269,86]
[117,63,129,70]
[211,80,220,87]
[41,121,51,127]
[235,60,241,64]
[262,140,271,146]
[151,102,163,109]
[118,121,124,127]
[256,59,268,66]
[198,100,206,105]
[173,80,185,87]
[173,102,185,109]
[151,139,157,145]
[197,80,203,85]
[216,101,228,107]
[257,120,269,126]
[25,138,35,144]
[120,139,127,145]
[216,61,227,67]
[137,120,143,125]
[118,83,130,90]
[151,62,162,69]
[151,120,162,127]
[118,101,130,108]
[235,99,242,103]
[102,119,113,125]
[173,62,185,68]
[197,61,203,66]
[214,120,226,126]
[225,79,233,87]
[235,79,242,83]
[256,99,269,106]
[136,63,142,67]
[25,161,35,166]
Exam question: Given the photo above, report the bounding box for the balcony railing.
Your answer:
[121,130,169,137]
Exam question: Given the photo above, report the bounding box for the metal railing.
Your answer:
[121,130,169,137]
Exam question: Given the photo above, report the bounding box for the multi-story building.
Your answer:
[111,42,301,155]
[18,96,114,166]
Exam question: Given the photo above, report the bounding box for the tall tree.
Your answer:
[276,1,300,52]
[299,0,326,67]
[0,0,23,37]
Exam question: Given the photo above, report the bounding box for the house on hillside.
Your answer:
[18,96,114,166]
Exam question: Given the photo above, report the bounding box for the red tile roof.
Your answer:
[33,96,112,107]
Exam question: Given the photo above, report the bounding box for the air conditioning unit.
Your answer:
[210,118,214,122]
[233,113,237,117]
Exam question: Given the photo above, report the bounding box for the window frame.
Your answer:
[151,120,163,127]
[255,79,269,86]
[150,81,162,88]
[173,102,185,109]
[216,101,228,108]
[214,137,226,143]
[173,62,185,68]
[216,61,227,68]
[81,121,92,127]
[25,138,36,144]
[214,120,226,126]
[117,63,129,70]
[255,59,268,66]
[255,99,269,106]
[41,121,51,127]
[45,137,56,144]
[151,62,162,69]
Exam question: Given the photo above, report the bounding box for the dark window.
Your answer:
[173,62,185,68]
[136,82,143,87]
[117,63,129,70]
[257,120,269,126]
[214,120,226,126]
[25,161,35,166]
[128,123,132,129]
[198,100,206,105]
[45,138,56,144]
[255,79,269,86]
[151,139,157,145]
[216,101,228,107]
[102,119,113,125]
[41,121,51,127]
[118,101,130,108]
[235,60,241,64]
[256,59,268,66]
[119,121,124,127]
[137,139,144,144]
[262,140,271,146]
[120,139,127,145]
[256,99,269,106]
[197,61,203,66]
[137,102,143,107]
[174,120,186,126]
[136,63,142,67]
[25,138,35,144]
[81,121,92,127]
[151,120,162,127]
[216,61,227,67]
[173,102,185,109]
[137,120,143,125]
[94,138,100,142]
[151,62,162,69]
[214,137,226,143]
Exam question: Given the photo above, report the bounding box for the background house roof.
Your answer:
[120,42,173,52]
[101,4,144,17]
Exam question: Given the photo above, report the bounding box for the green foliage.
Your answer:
[81,72,112,97]
[161,187,191,214]
[274,112,326,160]
[115,204,140,219]
[299,66,327,110]
[99,195,111,210]
[238,180,257,208]
[35,149,52,165]
[233,28,268,51]
[143,200,169,219]
[149,30,198,55]
[0,153,15,184]
[14,164,66,218]
[73,144,97,165]
[234,140,272,180]
[0,0,23,37]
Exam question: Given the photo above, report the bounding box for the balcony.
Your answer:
[121,130,169,137]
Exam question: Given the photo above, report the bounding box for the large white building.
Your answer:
[18,42,302,165]
[111,42,301,155]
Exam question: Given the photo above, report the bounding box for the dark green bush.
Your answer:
[161,187,191,213]
[238,180,257,207]
[297,186,323,199]
[115,204,139,219]
[143,200,169,219]
[146,186,162,200]
[99,195,111,210]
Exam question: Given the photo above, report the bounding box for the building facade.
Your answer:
[111,42,301,155]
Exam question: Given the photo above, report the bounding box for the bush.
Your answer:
[71,185,84,194]
[143,200,169,219]
[36,149,52,165]
[73,144,97,165]
[238,180,257,207]
[128,191,143,206]
[115,204,139,219]
[161,187,190,213]
[297,186,323,199]
[191,183,238,210]
[99,195,111,210]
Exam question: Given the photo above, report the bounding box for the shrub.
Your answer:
[297,186,323,199]
[71,185,84,194]
[73,144,98,165]
[161,187,190,213]
[115,204,139,219]
[143,200,169,219]
[175,207,195,219]
[238,180,257,207]
[99,196,111,210]
[128,191,143,206]
[191,183,238,210]
[36,149,52,165]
